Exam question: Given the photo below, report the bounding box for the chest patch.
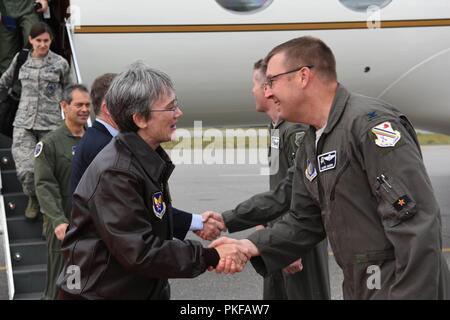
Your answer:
[271,136,280,149]
[371,121,401,147]
[305,159,318,181]
[152,191,166,219]
[317,151,337,172]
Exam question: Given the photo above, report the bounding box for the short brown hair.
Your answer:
[90,73,117,115]
[253,59,267,82]
[29,21,54,40]
[265,36,337,83]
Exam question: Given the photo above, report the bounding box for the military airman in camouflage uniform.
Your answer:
[0,31,71,219]
[0,0,49,75]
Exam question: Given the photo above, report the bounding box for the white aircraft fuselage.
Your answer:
[69,0,450,133]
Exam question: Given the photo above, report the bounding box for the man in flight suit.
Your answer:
[212,36,450,299]
[221,59,330,300]
[34,84,90,299]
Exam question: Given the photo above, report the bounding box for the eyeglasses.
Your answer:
[150,99,181,113]
[265,65,314,89]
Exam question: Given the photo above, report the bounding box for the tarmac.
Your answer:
[0,145,449,300]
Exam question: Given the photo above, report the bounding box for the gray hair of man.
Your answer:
[105,61,175,133]
[61,84,89,104]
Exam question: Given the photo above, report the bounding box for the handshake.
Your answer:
[194,211,257,274]
[195,211,303,275]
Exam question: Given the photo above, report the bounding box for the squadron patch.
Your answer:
[152,191,166,219]
[34,142,43,158]
[317,151,337,172]
[371,122,401,148]
[305,159,317,181]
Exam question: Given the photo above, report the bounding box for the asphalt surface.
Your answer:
[0,146,449,300]
[168,145,450,300]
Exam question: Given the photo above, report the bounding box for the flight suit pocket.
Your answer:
[374,174,417,228]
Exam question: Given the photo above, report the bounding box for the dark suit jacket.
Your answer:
[71,120,192,239]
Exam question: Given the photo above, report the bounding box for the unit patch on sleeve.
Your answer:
[152,191,166,219]
[371,121,401,148]
[34,142,43,158]
[317,151,337,172]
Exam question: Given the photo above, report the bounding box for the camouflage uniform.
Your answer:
[0,0,40,75]
[0,50,71,197]
[34,122,81,300]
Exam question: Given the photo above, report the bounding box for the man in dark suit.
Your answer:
[71,73,224,241]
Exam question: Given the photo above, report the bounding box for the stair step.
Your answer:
[14,292,43,300]
[1,170,22,193]
[10,239,47,267]
[3,192,27,218]
[13,264,46,294]
[0,133,12,148]
[0,148,15,171]
[6,216,43,240]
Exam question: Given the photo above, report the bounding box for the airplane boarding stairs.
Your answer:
[0,133,46,299]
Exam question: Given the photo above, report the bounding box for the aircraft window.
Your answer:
[339,0,392,12]
[215,0,273,14]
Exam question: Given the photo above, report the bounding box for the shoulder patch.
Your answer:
[371,121,401,148]
[152,191,166,219]
[34,142,43,157]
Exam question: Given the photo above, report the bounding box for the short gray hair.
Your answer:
[62,84,89,104]
[105,61,174,132]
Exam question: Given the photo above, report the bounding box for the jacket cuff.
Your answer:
[50,215,69,230]
[203,248,220,268]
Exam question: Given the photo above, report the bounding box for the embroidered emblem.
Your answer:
[34,142,43,157]
[317,151,337,172]
[305,159,317,181]
[371,122,401,147]
[152,191,166,219]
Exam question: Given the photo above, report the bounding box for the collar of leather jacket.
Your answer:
[117,132,175,183]
[322,83,351,135]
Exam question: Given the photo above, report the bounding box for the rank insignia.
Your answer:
[371,121,401,148]
[152,191,166,219]
[34,142,43,157]
[305,159,317,181]
[295,132,305,147]
[393,195,412,211]
[317,151,337,172]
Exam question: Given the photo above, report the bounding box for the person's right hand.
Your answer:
[209,237,259,274]
[35,0,49,13]
[54,223,69,241]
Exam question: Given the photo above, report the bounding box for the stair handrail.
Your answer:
[0,147,15,299]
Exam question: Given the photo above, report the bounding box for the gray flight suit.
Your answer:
[223,121,330,300]
[34,123,81,300]
[0,0,40,75]
[247,85,450,299]
[0,50,70,196]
